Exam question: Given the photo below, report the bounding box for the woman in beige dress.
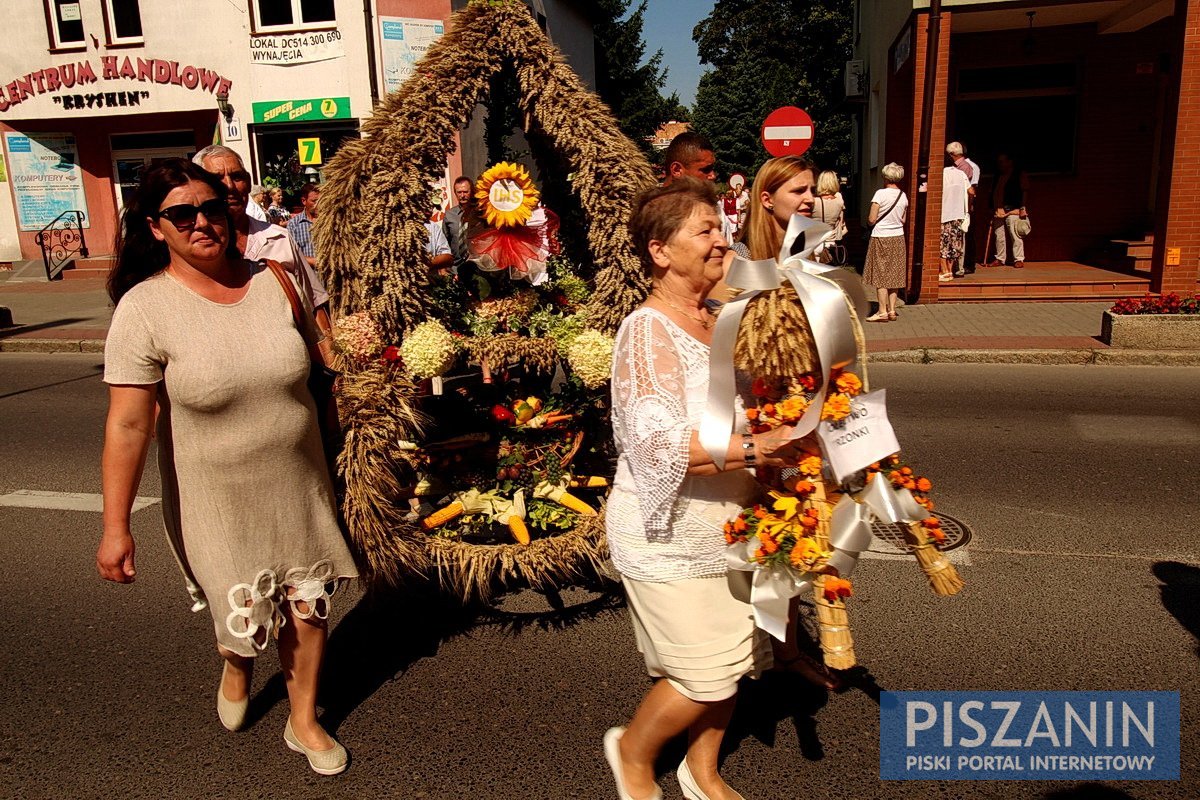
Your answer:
[97,159,357,776]
[604,178,806,800]
[812,170,848,257]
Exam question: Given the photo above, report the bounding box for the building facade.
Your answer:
[0,0,596,264]
[850,0,1198,301]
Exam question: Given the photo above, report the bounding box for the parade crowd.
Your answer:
[92,129,1002,798]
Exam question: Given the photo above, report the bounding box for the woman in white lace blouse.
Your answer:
[603,179,801,800]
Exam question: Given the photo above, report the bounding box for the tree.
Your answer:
[691,0,854,178]
[593,0,684,153]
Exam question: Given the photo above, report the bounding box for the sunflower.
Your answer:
[475,162,540,228]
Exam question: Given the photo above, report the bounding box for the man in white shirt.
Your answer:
[193,145,332,348]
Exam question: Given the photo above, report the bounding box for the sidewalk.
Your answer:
[2,266,1196,365]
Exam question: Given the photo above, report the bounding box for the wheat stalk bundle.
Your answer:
[903,521,964,596]
[809,481,857,669]
[734,285,820,378]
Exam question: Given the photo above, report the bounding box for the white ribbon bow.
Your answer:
[701,215,869,468]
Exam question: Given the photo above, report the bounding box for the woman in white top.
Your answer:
[863,162,909,321]
[939,165,972,281]
[603,178,802,800]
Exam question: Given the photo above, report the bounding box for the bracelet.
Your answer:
[742,433,756,467]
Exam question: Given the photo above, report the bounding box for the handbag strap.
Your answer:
[263,259,323,367]
[875,191,901,226]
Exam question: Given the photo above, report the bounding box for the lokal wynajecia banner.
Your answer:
[881,691,1180,781]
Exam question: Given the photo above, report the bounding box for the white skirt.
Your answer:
[621,571,773,702]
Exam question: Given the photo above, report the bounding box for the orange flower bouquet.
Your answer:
[864,456,964,596]
[725,476,859,669]
[746,368,864,435]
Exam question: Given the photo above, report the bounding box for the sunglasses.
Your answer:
[154,199,228,228]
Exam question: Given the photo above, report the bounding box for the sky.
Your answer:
[640,0,716,109]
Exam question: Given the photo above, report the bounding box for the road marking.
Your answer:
[0,490,159,513]
[1070,414,1200,445]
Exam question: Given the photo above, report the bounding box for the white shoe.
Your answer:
[216,661,249,732]
[284,717,348,776]
[603,727,662,800]
[678,756,745,800]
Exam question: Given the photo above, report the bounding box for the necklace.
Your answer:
[652,290,714,330]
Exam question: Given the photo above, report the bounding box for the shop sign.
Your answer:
[252,97,351,124]
[0,56,233,113]
[250,29,345,66]
[3,133,89,231]
[53,90,149,111]
[379,17,445,96]
[297,138,322,165]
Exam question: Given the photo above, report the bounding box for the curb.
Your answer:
[2,338,1199,367]
[869,347,1200,367]
[0,337,106,353]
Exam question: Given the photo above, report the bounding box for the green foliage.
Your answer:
[527,499,577,532]
[259,151,307,198]
[691,0,854,178]
[593,0,683,153]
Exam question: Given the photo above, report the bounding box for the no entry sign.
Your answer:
[761,106,814,157]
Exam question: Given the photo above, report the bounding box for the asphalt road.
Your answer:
[1,354,1198,799]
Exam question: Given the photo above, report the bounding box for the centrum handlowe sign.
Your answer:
[252,97,351,124]
[0,56,233,113]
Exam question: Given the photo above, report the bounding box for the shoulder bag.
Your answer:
[263,259,343,470]
[862,191,902,245]
[818,197,849,266]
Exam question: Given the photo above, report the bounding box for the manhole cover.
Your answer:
[869,511,972,555]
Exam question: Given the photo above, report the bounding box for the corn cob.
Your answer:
[421,501,465,530]
[534,480,597,516]
[557,492,597,516]
[508,516,531,545]
[568,476,609,489]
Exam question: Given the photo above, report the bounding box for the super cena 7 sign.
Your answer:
[761,106,814,158]
[252,97,351,124]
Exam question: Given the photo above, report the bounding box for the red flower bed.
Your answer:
[1110,293,1200,315]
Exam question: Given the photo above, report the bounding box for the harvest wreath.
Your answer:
[312,0,656,600]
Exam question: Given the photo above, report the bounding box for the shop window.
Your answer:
[252,0,336,32]
[45,0,85,50]
[103,0,143,45]
[953,62,1079,175]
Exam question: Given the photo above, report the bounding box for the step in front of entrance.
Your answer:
[939,278,1150,302]
[62,257,116,280]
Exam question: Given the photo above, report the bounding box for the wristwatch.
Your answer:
[742,433,756,467]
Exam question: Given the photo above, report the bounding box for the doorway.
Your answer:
[110,131,198,214]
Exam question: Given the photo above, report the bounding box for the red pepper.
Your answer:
[491,404,516,424]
